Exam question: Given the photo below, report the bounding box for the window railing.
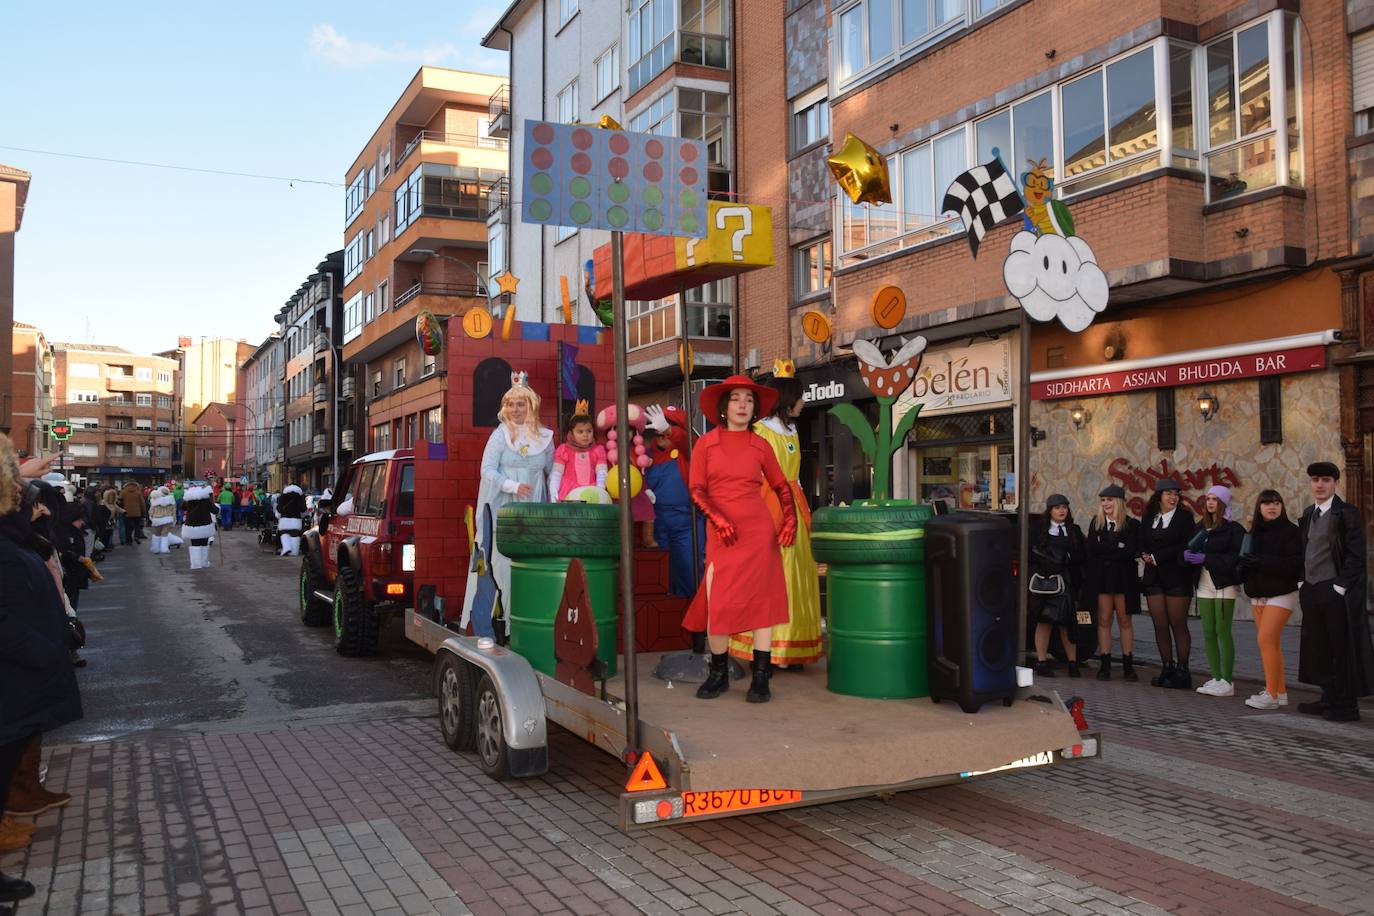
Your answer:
[487,177,510,219]
[394,281,487,309]
[397,129,508,167]
[488,85,511,137]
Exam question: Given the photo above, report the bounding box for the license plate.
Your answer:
[681,788,802,817]
[1076,610,1092,625]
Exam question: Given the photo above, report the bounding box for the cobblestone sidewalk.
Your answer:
[4,674,1373,916]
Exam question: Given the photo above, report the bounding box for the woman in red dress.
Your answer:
[685,376,797,703]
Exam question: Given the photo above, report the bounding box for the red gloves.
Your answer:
[774,481,797,548]
[691,487,737,546]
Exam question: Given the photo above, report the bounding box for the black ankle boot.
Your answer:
[1169,663,1192,689]
[746,650,772,703]
[696,652,730,699]
[1096,653,1112,681]
[1034,659,1056,678]
[1068,660,1081,678]
[1121,653,1139,682]
[1151,660,1174,687]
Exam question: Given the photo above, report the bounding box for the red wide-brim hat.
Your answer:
[699,374,778,422]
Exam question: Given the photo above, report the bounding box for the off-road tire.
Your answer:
[473,673,511,780]
[497,503,621,558]
[333,564,378,657]
[437,654,477,751]
[299,554,330,626]
[811,504,932,565]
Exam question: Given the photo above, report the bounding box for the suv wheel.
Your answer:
[299,555,330,627]
[437,654,477,751]
[333,564,378,657]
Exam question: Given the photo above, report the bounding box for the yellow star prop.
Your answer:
[493,271,520,295]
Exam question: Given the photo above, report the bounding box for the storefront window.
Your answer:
[908,408,1014,511]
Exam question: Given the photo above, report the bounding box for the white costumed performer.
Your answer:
[276,484,306,556]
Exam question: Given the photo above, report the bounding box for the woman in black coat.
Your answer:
[1029,494,1087,678]
[1085,484,1141,681]
[1241,489,1303,709]
[1140,478,1198,689]
[0,443,82,879]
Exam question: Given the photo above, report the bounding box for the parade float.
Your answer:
[392,119,1096,830]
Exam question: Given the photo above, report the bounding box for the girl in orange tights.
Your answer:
[1240,489,1303,709]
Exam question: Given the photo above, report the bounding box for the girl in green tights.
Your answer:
[1183,485,1246,697]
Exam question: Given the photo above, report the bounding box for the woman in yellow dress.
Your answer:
[728,368,823,667]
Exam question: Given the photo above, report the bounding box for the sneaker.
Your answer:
[1245,692,1281,710]
[1196,678,1220,694]
[1211,680,1234,697]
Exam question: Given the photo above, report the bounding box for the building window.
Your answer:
[365,229,375,260]
[595,44,619,103]
[422,352,437,377]
[974,90,1054,192]
[111,417,131,430]
[394,163,500,232]
[791,93,829,153]
[1259,377,1283,444]
[158,395,172,408]
[679,89,731,197]
[559,0,578,24]
[345,232,363,282]
[393,358,407,389]
[1356,31,1374,133]
[629,90,674,136]
[1059,47,1158,192]
[343,293,363,344]
[423,407,442,442]
[680,0,728,68]
[345,171,366,224]
[405,414,417,448]
[69,417,99,430]
[373,423,391,452]
[69,391,100,404]
[684,280,732,339]
[1156,389,1176,451]
[835,0,962,86]
[379,143,392,178]
[68,443,98,458]
[136,418,152,431]
[557,80,579,124]
[157,370,171,383]
[371,370,383,399]
[377,280,389,315]
[364,292,375,324]
[136,393,153,407]
[627,0,676,95]
[794,238,832,299]
[378,213,390,246]
[135,367,153,381]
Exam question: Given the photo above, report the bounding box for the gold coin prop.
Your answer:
[463,307,494,339]
[801,310,832,344]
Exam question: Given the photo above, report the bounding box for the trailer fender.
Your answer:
[301,529,321,560]
[437,636,548,754]
[337,537,362,576]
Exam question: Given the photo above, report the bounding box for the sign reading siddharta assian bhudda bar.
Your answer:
[1031,344,1326,401]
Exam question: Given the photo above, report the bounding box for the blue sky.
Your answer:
[2,2,507,355]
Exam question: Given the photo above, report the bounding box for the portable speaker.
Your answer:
[926,512,1019,713]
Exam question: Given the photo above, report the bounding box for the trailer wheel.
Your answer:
[333,565,378,657]
[474,673,511,780]
[437,654,477,752]
[299,555,329,627]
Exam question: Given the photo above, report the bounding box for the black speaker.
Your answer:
[926,512,1019,713]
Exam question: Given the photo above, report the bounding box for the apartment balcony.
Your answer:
[394,280,486,310]
[340,429,355,451]
[274,404,285,424]
[486,176,509,221]
[487,84,510,138]
[340,376,356,400]
[312,434,327,456]
[313,382,328,406]
[396,129,507,172]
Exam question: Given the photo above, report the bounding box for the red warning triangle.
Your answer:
[625,752,667,792]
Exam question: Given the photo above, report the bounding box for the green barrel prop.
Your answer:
[811,503,932,698]
[497,503,621,678]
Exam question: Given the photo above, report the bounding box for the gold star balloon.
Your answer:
[827,133,893,206]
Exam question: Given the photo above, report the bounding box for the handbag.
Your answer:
[1029,573,1064,595]
[67,616,86,651]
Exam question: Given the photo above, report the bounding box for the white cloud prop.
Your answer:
[1002,231,1108,332]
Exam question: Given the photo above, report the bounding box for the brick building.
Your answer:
[51,343,180,486]
[190,402,248,482]
[238,333,284,490]
[341,67,507,457]
[734,0,1374,542]
[0,164,30,437]
[9,322,54,460]
[159,336,255,478]
[278,252,346,492]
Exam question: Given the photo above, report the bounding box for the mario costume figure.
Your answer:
[644,404,704,598]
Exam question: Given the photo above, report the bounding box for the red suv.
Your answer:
[300,449,415,656]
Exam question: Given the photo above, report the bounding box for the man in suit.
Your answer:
[1297,461,1374,722]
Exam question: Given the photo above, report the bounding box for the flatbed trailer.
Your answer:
[406,612,1099,831]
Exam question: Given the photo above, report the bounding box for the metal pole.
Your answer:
[611,231,640,758]
[1016,311,1031,664]
[676,282,703,608]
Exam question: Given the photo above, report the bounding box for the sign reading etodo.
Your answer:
[1031,344,1326,401]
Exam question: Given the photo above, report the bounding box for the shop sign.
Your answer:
[797,363,866,405]
[1031,344,1326,401]
[895,338,1013,419]
[94,465,169,475]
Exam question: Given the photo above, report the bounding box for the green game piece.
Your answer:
[570,176,592,199]
[642,186,663,206]
[570,201,592,224]
[607,181,630,203]
[529,199,553,221]
[607,205,629,228]
[679,213,698,234]
[679,189,699,208]
[530,173,553,194]
[642,209,663,230]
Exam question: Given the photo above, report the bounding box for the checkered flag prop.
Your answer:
[941,154,1024,259]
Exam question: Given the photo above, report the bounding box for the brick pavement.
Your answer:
[5,674,1374,915]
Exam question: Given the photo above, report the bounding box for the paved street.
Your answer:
[5,531,1374,916]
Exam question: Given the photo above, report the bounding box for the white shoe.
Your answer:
[1196,678,1220,694]
[1211,680,1234,696]
[1246,691,1281,710]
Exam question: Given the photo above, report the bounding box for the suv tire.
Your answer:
[497,503,621,558]
[333,564,378,657]
[299,554,330,627]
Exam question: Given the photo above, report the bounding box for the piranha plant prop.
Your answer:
[827,335,928,501]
